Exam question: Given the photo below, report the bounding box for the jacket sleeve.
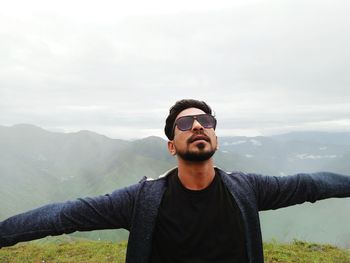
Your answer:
[245,172,350,211]
[0,183,139,248]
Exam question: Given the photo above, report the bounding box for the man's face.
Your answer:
[168,107,218,162]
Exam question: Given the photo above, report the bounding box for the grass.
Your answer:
[264,240,350,263]
[0,239,349,262]
[0,240,127,263]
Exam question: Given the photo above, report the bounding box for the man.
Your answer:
[1,99,350,263]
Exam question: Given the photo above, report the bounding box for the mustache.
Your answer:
[187,132,211,143]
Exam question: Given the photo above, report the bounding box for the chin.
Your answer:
[177,149,216,162]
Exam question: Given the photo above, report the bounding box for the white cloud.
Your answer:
[296,154,338,160]
[1,0,350,139]
[223,140,247,146]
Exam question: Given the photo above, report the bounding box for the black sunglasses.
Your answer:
[172,114,217,136]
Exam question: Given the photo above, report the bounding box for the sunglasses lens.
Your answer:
[197,115,216,128]
[175,114,216,132]
[176,116,194,131]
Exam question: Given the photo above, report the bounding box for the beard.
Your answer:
[176,142,216,162]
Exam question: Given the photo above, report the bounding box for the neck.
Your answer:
[177,158,216,190]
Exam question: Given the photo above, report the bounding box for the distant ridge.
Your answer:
[3,123,350,142]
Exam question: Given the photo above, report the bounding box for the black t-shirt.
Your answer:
[150,171,249,263]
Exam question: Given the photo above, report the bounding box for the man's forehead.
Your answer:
[176,108,206,120]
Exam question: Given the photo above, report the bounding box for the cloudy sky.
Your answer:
[1,0,349,139]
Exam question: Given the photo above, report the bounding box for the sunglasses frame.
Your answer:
[172,113,217,138]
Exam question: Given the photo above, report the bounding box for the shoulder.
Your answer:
[130,168,176,197]
[216,167,258,182]
[138,167,177,183]
[216,168,270,193]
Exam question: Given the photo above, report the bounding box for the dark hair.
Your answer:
[164,99,213,140]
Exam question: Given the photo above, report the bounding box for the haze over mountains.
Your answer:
[1,124,350,246]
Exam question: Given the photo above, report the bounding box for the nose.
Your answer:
[191,119,204,132]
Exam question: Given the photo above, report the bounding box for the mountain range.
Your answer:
[1,124,350,246]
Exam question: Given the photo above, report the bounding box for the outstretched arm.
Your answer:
[246,172,350,211]
[0,183,139,248]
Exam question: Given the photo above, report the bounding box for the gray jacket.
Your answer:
[1,167,350,262]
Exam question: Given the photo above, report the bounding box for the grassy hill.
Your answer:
[1,126,350,245]
[0,239,349,263]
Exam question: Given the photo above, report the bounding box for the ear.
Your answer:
[167,140,177,156]
[215,135,219,150]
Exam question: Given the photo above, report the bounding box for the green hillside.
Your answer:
[1,126,350,246]
[0,239,349,263]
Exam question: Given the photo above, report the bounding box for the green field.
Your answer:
[0,239,349,263]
